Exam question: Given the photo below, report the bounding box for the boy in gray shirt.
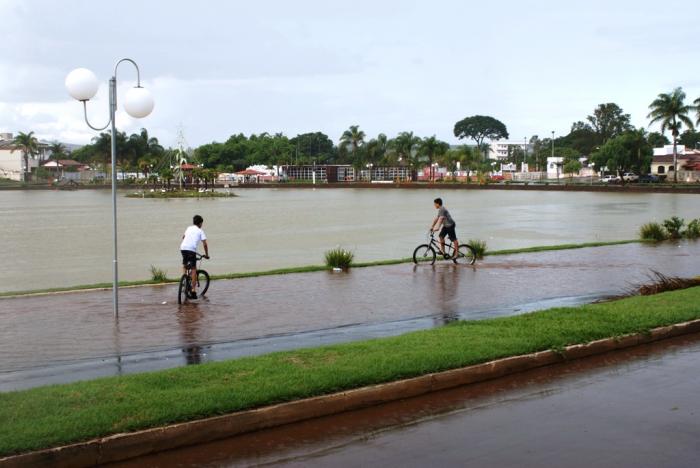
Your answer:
[430,197,458,258]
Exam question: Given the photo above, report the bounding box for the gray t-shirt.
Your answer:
[438,206,455,227]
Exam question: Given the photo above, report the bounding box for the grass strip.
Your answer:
[2,286,700,456]
[0,240,641,298]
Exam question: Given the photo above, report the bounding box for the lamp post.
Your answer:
[65,59,154,318]
[551,130,558,182]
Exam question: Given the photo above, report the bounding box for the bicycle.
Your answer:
[412,231,477,265]
[178,253,210,304]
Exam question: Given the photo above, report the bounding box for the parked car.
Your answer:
[622,172,639,182]
[489,175,505,182]
[638,174,660,184]
[600,175,619,184]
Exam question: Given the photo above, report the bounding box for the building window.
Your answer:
[658,166,665,174]
[668,166,674,172]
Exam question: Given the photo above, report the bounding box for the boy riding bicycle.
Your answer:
[180,214,209,299]
[430,197,458,258]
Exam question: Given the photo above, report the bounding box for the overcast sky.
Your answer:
[1,0,698,148]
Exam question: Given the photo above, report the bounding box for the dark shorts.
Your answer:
[181,250,197,268]
[439,224,457,242]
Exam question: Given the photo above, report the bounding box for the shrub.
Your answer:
[467,239,487,259]
[684,219,700,239]
[324,247,354,269]
[639,222,668,242]
[663,216,685,239]
[150,265,168,282]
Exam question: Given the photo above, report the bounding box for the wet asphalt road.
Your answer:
[1,241,699,391]
[113,332,700,468]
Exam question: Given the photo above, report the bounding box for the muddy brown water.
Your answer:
[2,188,700,292]
[1,242,699,391]
[111,332,700,468]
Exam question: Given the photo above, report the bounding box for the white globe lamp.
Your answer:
[65,68,99,101]
[124,87,154,118]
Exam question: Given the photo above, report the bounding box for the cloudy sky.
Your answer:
[1,0,698,148]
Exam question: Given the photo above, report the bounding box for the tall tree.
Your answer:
[647,132,670,148]
[48,142,67,161]
[453,115,509,160]
[647,87,695,183]
[419,136,450,182]
[592,130,652,179]
[586,103,632,143]
[365,133,388,167]
[389,131,421,168]
[678,130,700,150]
[339,125,366,168]
[11,131,39,182]
[290,132,335,163]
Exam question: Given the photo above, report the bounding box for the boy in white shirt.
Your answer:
[180,214,210,299]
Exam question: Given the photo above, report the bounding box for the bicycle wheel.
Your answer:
[197,270,210,296]
[413,244,436,265]
[454,244,477,265]
[178,274,190,304]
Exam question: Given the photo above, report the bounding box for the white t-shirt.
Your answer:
[180,225,207,252]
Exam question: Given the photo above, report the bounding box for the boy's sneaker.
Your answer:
[189,291,198,299]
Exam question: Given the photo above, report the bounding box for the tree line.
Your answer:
[11,86,700,183]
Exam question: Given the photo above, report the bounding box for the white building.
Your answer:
[546,157,564,179]
[489,140,529,160]
[653,144,689,157]
[0,138,47,181]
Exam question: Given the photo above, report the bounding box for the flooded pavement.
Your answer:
[1,242,699,391]
[112,332,700,468]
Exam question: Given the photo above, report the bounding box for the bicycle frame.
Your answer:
[183,253,205,279]
[428,232,456,256]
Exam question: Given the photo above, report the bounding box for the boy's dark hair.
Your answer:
[434,198,443,206]
[193,215,204,226]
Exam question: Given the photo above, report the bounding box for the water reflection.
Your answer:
[177,302,206,365]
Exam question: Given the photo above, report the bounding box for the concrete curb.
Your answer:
[3,319,700,467]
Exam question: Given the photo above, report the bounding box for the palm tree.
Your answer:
[419,136,450,182]
[48,142,66,161]
[364,134,388,181]
[11,131,40,182]
[340,125,366,178]
[648,87,695,183]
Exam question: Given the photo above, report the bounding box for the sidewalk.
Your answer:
[1,242,699,390]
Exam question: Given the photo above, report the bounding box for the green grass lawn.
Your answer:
[1,286,700,456]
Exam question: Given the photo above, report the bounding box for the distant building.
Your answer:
[0,138,49,181]
[489,140,529,160]
[546,157,564,179]
[651,145,700,177]
[280,165,412,183]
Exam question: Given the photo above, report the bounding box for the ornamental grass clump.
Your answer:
[324,247,354,269]
[468,239,487,259]
[150,265,168,282]
[663,216,685,239]
[683,219,700,239]
[639,222,668,242]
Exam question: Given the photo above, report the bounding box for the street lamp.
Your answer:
[65,59,154,318]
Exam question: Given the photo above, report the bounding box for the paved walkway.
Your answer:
[1,242,699,390]
[114,332,700,468]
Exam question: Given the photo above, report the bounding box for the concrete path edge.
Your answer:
[3,318,700,468]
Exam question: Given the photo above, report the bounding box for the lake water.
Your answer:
[1,188,698,292]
